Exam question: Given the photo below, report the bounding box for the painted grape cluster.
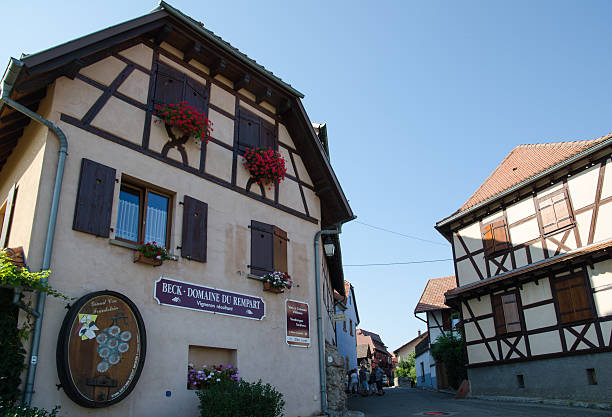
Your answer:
[96,325,132,373]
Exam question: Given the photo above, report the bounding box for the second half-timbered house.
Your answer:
[436,136,612,401]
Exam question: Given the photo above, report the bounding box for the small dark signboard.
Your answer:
[56,291,146,408]
[153,277,265,320]
[286,299,310,347]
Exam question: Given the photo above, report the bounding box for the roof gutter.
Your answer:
[436,137,612,231]
[1,58,68,406]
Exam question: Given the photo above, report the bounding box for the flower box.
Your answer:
[133,251,162,267]
[263,282,284,293]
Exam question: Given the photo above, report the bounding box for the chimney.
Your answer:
[418,330,421,337]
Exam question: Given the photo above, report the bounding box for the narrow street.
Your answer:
[347,387,610,417]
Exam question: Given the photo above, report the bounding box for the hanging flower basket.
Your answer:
[262,271,292,293]
[243,147,287,187]
[154,102,213,147]
[134,242,171,267]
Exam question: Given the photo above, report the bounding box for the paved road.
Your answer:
[347,387,610,417]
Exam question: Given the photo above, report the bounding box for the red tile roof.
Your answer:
[414,276,457,313]
[459,135,611,213]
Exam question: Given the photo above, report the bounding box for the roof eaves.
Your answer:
[158,1,304,98]
[436,136,612,230]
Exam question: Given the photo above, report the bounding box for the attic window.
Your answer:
[481,218,509,257]
[237,108,276,155]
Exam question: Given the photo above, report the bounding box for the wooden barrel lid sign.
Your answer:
[56,291,146,408]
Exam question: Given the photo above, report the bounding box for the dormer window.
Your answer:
[481,218,510,257]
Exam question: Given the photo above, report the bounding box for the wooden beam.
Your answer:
[0,119,29,138]
[0,103,38,124]
[234,74,250,91]
[154,24,172,46]
[15,89,46,107]
[255,87,272,104]
[63,59,85,80]
[209,59,227,78]
[278,98,291,115]
[183,41,201,64]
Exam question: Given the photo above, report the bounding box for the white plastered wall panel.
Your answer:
[51,77,103,120]
[302,187,321,221]
[456,259,478,286]
[279,178,305,213]
[118,43,153,70]
[467,343,493,364]
[528,331,562,355]
[530,242,546,263]
[593,201,612,243]
[278,146,295,176]
[600,321,612,346]
[575,210,593,247]
[453,233,466,258]
[537,182,564,199]
[506,198,536,225]
[205,142,233,182]
[514,247,528,269]
[588,259,612,317]
[207,109,234,147]
[464,322,479,342]
[466,295,492,317]
[91,97,145,145]
[509,218,539,246]
[116,69,150,104]
[523,304,557,331]
[501,336,526,359]
[278,123,296,149]
[564,324,598,350]
[188,59,210,75]
[545,229,576,255]
[292,154,313,187]
[476,317,495,339]
[519,278,552,306]
[601,159,612,199]
[458,222,484,254]
[209,84,236,116]
[567,164,600,210]
[482,210,504,226]
[79,56,126,86]
[473,253,486,281]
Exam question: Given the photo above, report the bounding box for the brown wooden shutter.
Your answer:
[501,293,521,332]
[553,274,593,323]
[539,197,557,234]
[154,63,185,105]
[260,120,276,150]
[273,226,288,274]
[492,295,506,335]
[73,159,116,237]
[184,78,208,113]
[492,220,509,253]
[1,184,17,248]
[442,310,451,331]
[482,224,495,256]
[238,109,261,154]
[552,192,572,229]
[181,195,208,262]
[250,220,273,276]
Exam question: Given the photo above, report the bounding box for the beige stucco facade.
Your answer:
[0,37,344,416]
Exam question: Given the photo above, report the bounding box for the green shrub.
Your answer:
[197,379,284,417]
[394,353,416,383]
[0,402,60,417]
[430,332,467,390]
[0,290,25,403]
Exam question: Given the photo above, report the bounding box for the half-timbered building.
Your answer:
[0,3,353,416]
[414,275,457,389]
[436,136,612,401]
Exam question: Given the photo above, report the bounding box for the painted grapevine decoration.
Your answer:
[243,147,287,187]
[154,102,213,146]
[56,291,146,408]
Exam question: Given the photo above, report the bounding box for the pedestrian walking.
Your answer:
[358,365,369,396]
[349,369,359,394]
[375,364,385,395]
[368,365,377,395]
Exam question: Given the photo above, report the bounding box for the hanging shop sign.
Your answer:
[56,291,146,408]
[286,299,310,347]
[154,276,265,320]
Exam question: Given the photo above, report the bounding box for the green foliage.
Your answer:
[430,332,467,390]
[394,353,416,382]
[197,379,285,417]
[137,242,171,261]
[0,252,67,300]
[0,402,60,417]
[0,290,24,403]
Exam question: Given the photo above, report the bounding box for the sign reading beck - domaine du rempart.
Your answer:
[154,277,265,320]
[286,299,310,347]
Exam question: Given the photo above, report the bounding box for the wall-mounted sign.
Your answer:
[154,277,265,320]
[286,299,310,347]
[332,313,347,322]
[56,291,146,408]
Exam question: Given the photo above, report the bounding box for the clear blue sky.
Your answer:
[4,1,612,351]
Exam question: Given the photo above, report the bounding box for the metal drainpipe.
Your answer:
[1,58,68,406]
[314,216,354,416]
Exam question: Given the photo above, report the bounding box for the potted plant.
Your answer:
[261,271,292,293]
[242,147,287,188]
[154,102,213,147]
[0,249,67,299]
[134,242,171,266]
[187,363,240,390]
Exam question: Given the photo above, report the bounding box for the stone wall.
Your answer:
[325,343,347,413]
